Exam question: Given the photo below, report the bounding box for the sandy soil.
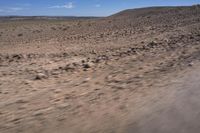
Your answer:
[0,5,200,133]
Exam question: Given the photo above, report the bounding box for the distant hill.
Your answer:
[0,16,101,21]
[109,5,200,18]
[95,5,200,31]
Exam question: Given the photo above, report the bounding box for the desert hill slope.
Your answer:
[0,5,199,54]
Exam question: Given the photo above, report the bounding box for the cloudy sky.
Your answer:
[0,0,199,16]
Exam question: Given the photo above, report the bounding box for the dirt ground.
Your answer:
[0,5,200,133]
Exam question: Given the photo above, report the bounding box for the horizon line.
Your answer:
[0,4,199,17]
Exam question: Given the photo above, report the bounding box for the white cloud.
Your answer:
[0,7,23,13]
[95,4,101,8]
[63,2,74,9]
[9,7,23,11]
[49,5,61,8]
[17,3,31,6]
[49,2,75,9]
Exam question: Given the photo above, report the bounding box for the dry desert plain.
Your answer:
[0,5,200,133]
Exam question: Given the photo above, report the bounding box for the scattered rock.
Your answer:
[63,64,75,71]
[15,99,28,104]
[188,62,194,67]
[23,80,31,85]
[134,75,143,79]
[82,63,91,69]
[35,73,48,80]
[57,103,70,109]
[12,54,23,60]
[94,58,101,63]
[54,89,62,93]
[33,110,43,116]
[82,78,91,83]
[10,118,21,122]
[17,33,23,37]
[147,41,158,48]
[51,70,61,75]
[72,62,79,66]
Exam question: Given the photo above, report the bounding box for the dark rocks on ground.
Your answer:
[147,41,158,48]
[12,54,23,60]
[17,33,23,37]
[35,73,48,80]
[188,62,194,67]
[81,60,86,63]
[63,64,75,71]
[93,58,101,63]
[82,63,91,69]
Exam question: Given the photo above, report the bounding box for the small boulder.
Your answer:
[82,63,91,69]
[35,73,48,80]
[63,64,75,71]
[188,62,194,67]
[17,33,23,37]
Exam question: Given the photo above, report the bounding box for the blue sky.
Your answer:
[0,0,199,16]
